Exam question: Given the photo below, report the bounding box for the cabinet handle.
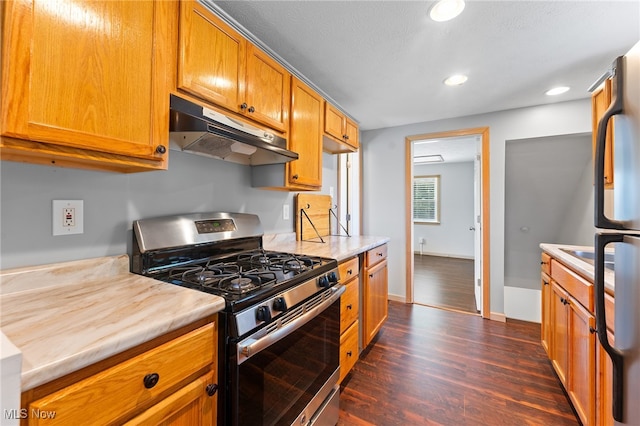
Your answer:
[248,106,255,113]
[292,174,299,180]
[369,274,373,278]
[155,145,166,154]
[206,383,218,397]
[347,269,353,275]
[347,304,352,310]
[540,261,548,265]
[347,351,352,357]
[240,103,248,110]
[143,373,159,389]
[377,252,383,257]
[589,326,597,334]
[543,280,549,286]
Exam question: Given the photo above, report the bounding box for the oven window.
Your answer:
[238,299,340,426]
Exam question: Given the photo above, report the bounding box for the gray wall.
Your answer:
[0,151,338,270]
[413,161,474,258]
[361,98,592,316]
[504,134,593,290]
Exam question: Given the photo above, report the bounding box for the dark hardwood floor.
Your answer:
[338,302,578,425]
[413,254,478,314]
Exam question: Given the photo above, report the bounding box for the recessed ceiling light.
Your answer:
[444,74,468,86]
[545,86,570,96]
[429,0,466,22]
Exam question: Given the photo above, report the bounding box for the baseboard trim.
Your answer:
[413,252,474,260]
[489,312,507,322]
[388,294,406,303]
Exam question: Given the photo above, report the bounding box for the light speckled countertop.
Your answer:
[0,255,225,391]
[539,243,615,294]
[263,234,390,261]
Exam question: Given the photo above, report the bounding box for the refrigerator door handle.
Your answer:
[595,232,625,422]
[595,56,626,230]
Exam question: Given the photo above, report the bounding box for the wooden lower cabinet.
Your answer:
[543,255,604,426]
[596,331,614,426]
[363,244,388,347]
[22,319,218,425]
[541,271,552,355]
[338,257,360,383]
[124,371,216,426]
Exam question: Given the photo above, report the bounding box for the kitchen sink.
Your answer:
[560,249,615,270]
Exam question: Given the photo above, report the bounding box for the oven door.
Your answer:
[232,285,344,426]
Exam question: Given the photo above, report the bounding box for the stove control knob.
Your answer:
[256,306,271,323]
[318,275,330,288]
[273,297,287,312]
[327,271,338,283]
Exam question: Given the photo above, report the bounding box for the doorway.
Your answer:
[405,127,490,318]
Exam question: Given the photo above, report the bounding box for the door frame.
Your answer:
[405,127,491,318]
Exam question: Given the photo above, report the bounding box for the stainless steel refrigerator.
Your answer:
[594,40,640,425]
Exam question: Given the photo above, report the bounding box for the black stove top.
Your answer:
[152,249,336,312]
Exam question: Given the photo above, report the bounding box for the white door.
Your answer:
[473,139,482,312]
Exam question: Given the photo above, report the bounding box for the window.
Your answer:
[413,175,440,223]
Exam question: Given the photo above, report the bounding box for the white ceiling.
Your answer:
[210,0,640,131]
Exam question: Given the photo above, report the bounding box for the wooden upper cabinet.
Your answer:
[592,78,614,188]
[177,0,245,112]
[244,45,290,133]
[0,0,175,172]
[288,77,323,189]
[323,102,358,153]
[177,1,290,133]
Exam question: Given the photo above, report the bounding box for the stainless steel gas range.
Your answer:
[131,212,344,426]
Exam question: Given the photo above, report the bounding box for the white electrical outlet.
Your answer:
[53,200,84,235]
[283,204,290,220]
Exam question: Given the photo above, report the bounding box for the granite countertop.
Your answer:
[539,243,615,294]
[0,255,225,391]
[263,234,390,261]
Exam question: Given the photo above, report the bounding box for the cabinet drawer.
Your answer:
[338,257,359,284]
[551,259,593,312]
[366,244,387,268]
[541,252,551,275]
[28,323,215,425]
[340,278,359,334]
[339,320,359,383]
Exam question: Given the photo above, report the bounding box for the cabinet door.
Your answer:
[541,272,552,355]
[592,78,614,188]
[177,1,245,112]
[344,118,359,149]
[364,260,388,347]
[288,77,322,188]
[1,0,172,170]
[324,103,345,141]
[124,371,216,426]
[550,282,568,385]
[244,44,290,133]
[339,320,359,384]
[567,297,596,426]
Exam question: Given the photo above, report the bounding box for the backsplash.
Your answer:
[0,151,337,270]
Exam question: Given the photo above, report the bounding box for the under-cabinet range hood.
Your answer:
[169,94,298,165]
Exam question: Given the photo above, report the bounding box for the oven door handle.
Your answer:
[238,284,345,364]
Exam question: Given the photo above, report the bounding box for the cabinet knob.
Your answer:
[292,174,299,180]
[248,106,255,113]
[369,274,373,278]
[206,383,218,397]
[240,103,248,110]
[155,145,167,154]
[347,304,352,310]
[347,269,353,275]
[589,326,597,334]
[543,280,549,286]
[377,252,383,257]
[343,134,348,139]
[143,373,160,389]
[347,351,352,357]
[540,261,548,265]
